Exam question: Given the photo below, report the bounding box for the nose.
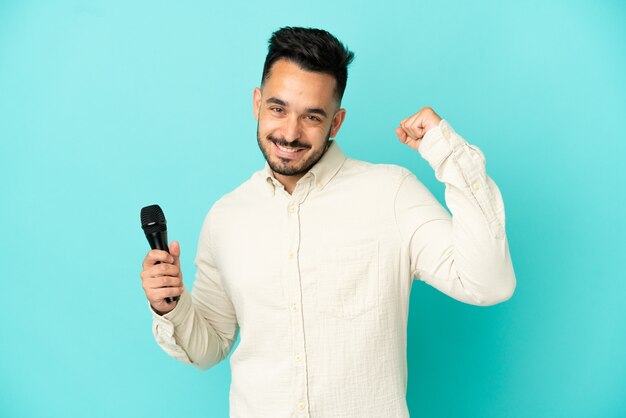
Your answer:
[281,115,302,142]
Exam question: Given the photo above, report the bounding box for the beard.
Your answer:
[257,123,332,177]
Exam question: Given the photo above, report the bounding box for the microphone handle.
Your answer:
[146,231,180,304]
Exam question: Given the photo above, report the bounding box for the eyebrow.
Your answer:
[266,97,328,118]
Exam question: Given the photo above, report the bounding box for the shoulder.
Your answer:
[205,168,267,220]
[339,157,413,187]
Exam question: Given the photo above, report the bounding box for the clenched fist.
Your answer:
[395,106,442,151]
[140,240,184,315]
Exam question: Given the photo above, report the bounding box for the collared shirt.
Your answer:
[151,119,516,418]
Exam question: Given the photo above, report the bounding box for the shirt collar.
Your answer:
[263,140,347,193]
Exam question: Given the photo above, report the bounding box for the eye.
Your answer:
[305,115,321,122]
[270,107,284,114]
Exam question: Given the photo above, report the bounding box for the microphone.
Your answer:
[140,204,179,303]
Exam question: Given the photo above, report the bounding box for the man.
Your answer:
[140,27,516,418]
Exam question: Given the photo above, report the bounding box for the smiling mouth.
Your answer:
[270,139,309,159]
[276,143,305,153]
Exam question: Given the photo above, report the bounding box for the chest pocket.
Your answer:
[315,241,379,320]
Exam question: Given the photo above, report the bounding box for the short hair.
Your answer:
[261,27,355,104]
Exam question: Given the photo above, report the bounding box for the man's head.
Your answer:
[254,27,354,187]
[261,27,355,105]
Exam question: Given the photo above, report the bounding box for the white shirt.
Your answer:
[151,119,516,417]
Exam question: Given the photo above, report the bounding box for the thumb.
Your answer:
[396,126,421,151]
[169,240,181,266]
[395,127,408,144]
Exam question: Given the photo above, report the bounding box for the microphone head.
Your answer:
[141,204,167,234]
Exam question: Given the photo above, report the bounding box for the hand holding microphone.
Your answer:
[140,205,184,315]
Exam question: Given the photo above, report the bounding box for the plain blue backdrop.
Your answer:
[1,0,625,417]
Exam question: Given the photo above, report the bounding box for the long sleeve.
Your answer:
[151,210,239,369]
[394,119,516,306]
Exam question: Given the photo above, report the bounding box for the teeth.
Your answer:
[277,144,302,153]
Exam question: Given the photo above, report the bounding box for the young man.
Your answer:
[140,27,516,418]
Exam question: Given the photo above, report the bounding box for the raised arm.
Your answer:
[395,108,516,305]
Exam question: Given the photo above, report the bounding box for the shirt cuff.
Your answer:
[151,288,192,328]
[418,119,463,170]
[151,290,194,364]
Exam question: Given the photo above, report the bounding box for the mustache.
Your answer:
[267,135,310,149]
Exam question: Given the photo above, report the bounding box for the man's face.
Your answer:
[254,59,346,179]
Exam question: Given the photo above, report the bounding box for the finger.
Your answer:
[400,108,422,132]
[400,117,421,139]
[407,109,424,126]
[142,262,180,280]
[142,273,183,291]
[405,122,426,141]
[142,249,174,270]
[409,107,441,138]
[400,107,425,125]
[408,136,422,151]
[400,134,422,151]
[400,118,410,133]
[147,286,184,305]
[169,240,181,268]
[405,109,422,127]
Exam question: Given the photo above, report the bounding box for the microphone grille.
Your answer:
[140,204,167,233]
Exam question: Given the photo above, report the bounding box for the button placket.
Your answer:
[284,181,311,417]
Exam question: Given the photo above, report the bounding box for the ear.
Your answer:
[253,87,262,121]
[329,108,346,138]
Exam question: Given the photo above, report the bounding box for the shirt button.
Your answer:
[316,181,323,190]
[288,250,295,259]
[471,182,480,191]
[288,205,297,213]
[297,402,305,410]
[295,353,301,362]
[290,304,298,312]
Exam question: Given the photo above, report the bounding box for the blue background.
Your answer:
[1,0,625,417]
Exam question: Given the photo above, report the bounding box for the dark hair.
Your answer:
[261,27,355,103]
